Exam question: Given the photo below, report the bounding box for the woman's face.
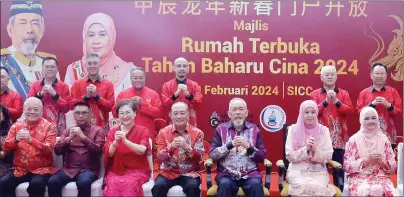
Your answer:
[303,106,317,125]
[362,111,378,131]
[86,23,110,58]
[118,105,136,125]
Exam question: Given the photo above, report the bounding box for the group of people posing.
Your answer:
[0,52,402,197]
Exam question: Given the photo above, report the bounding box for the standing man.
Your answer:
[152,102,204,197]
[161,57,202,127]
[209,98,267,197]
[0,1,58,101]
[47,102,105,197]
[70,53,115,131]
[310,65,354,185]
[0,97,57,197]
[112,67,161,143]
[0,66,23,123]
[357,63,403,143]
[27,57,70,136]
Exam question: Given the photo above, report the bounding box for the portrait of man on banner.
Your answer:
[0,0,57,101]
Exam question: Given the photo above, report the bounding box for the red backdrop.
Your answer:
[1,0,403,168]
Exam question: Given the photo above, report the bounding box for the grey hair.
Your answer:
[86,53,99,60]
[228,97,247,110]
[171,102,189,112]
[9,15,45,27]
[130,66,146,78]
[24,97,43,109]
[320,65,337,76]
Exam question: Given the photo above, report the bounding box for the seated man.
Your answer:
[47,102,106,197]
[0,97,57,197]
[209,98,267,197]
[152,102,204,197]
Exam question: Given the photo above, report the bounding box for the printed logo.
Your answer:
[260,105,286,132]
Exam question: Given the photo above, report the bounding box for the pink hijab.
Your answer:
[356,107,387,158]
[293,100,324,150]
[81,13,127,72]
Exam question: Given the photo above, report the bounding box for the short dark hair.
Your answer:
[371,63,387,73]
[74,102,91,110]
[42,56,59,67]
[0,66,9,74]
[115,99,137,115]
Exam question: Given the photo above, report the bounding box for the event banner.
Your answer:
[1,0,403,162]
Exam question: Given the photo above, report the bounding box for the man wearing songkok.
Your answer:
[0,66,23,123]
[209,98,267,197]
[161,57,202,126]
[152,102,204,197]
[0,97,57,197]
[112,66,161,143]
[27,57,70,136]
[0,1,58,101]
[357,63,403,143]
[47,102,105,197]
[70,53,115,131]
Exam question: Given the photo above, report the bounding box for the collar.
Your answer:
[228,121,250,131]
[175,78,187,85]
[171,123,191,134]
[25,118,43,129]
[2,87,10,94]
[78,124,92,133]
[370,84,386,92]
[10,45,37,66]
[320,87,339,93]
[40,78,58,87]
[86,75,102,83]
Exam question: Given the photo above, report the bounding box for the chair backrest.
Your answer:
[397,143,403,185]
[282,124,290,175]
[148,138,153,181]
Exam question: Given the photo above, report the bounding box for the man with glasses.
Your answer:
[27,57,70,136]
[161,57,203,127]
[0,97,57,197]
[47,102,105,197]
[357,63,403,143]
[310,65,354,186]
[112,67,161,144]
[70,53,115,131]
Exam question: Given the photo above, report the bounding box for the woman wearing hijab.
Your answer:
[344,107,398,196]
[102,99,151,196]
[0,104,13,177]
[64,12,134,98]
[285,100,336,196]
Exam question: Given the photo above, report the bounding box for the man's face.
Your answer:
[7,13,44,55]
[173,59,189,78]
[370,66,387,86]
[130,70,146,89]
[24,101,42,122]
[73,105,91,126]
[170,104,189,127]
[320,68,337,86]
[85,57,101,76]
[42,60,58,79]
[0,70,10,92]
[228,100,248,127]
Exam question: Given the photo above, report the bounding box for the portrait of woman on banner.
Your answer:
[64,12,134,98]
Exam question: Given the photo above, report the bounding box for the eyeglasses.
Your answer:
[87,61,99,66]
[25,108,41,113]
[73,111,90,116]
